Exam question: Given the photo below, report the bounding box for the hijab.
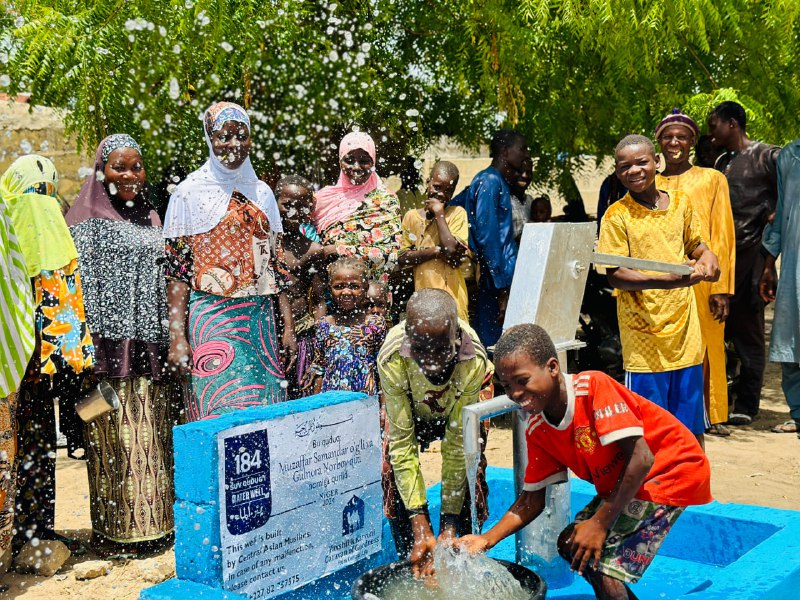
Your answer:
[314,131,383,232]
[162,101,281,238]
[0,192,35,396]
[0,155,78,277]
[66,134,160,227]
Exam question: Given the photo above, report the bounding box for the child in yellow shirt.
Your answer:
[598,134,720,447]
[398,161,470,321]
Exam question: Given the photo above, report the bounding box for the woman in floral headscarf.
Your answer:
[67,134,177,555]
[1,155,94,554]
[163,101,296,421]
[314,132,402,281]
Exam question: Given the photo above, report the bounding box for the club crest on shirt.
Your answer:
[575,426,599,454]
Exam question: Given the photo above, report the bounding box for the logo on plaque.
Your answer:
[342,495,365,536]
[224,429,271,535]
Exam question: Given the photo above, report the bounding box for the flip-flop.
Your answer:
[706,424,731,437]
[771,420,799,434]
[727,413,752,426]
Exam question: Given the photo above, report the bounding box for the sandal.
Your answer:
[706,424,731,437]
[40,531,88,556]
[771,420,799,434]
[727,413,752,426]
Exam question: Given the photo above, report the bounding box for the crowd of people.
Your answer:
[0,97,796,599]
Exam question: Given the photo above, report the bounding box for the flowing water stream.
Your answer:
[367,545,530,600]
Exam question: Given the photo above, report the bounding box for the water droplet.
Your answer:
[168,77,180,100]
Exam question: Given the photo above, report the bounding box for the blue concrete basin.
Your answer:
[423,467,800,600]
[143,466,800,600]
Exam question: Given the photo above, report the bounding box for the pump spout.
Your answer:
[463,393,573,588]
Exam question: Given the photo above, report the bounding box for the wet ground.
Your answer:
[2,309,798,599]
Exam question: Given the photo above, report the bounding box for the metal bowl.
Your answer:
[351,558,547,599]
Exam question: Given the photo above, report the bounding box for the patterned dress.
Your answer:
[165,193,290,420]
[33,258,95,377]
[311,315,386,395]
[320,190,402,281]
[71,217,177,546]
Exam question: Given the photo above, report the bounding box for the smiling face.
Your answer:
[340,148,374,186]
[425,169,458,205]
[614,143,659,194]
[210,120,251,169]
[330,267,368,312]
[104,147,146,202]
[277,184,314,231]
[496,350,561,415]
[657,124,695,167]
[406,318,459,384]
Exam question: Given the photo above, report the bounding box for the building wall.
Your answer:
[0,97,91,201]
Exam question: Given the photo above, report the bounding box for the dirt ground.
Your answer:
[2,311,798,599]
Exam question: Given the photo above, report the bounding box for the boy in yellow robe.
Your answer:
[655,109,736,436]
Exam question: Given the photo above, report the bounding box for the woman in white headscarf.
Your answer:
[163,101,295,421]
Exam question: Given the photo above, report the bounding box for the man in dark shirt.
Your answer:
[708,101,781,424]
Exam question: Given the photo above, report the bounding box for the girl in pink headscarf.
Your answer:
[314,132,402,281]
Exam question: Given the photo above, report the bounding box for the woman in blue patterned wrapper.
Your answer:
[67,134,177,556]
[163,102,296,421]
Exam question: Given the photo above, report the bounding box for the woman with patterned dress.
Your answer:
[163,102,296,421]
[313,132,402,282]
[1,155,94,553]
[67,134,177,554]
[0,181,35,569]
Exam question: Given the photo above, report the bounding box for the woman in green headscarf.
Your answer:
[0,155,94,554]
[0,179,35,566]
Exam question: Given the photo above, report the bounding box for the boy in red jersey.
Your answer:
[455,324,711,600]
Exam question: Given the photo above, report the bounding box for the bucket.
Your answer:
[75,380,120,423]
[351,559,547,599]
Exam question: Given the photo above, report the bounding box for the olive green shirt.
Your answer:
[378,319,493,515]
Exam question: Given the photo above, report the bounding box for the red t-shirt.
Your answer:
[523,371,712,507]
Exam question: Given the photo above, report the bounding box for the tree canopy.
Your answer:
[1,0,798,187]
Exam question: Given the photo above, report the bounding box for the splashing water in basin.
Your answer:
[353,545,539,600]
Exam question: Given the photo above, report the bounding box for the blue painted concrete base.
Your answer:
[428,468,800,600]
[144,466,800,599]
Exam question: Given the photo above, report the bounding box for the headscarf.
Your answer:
[314,131,383,232]
[0,193,35,396]
[162,101,281,238]
[654,108,700,140]
[0,155,78,277]
[66,134,160,228]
